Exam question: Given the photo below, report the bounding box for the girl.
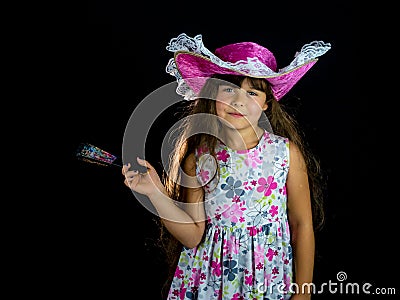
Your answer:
[123,33,331,299]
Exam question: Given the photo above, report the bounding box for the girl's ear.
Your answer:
[262,102,268,111]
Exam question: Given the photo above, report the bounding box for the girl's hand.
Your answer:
[122,157,165,198]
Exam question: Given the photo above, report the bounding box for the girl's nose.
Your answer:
[231,88,247,107]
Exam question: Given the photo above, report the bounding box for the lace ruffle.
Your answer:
[165,33,331,100]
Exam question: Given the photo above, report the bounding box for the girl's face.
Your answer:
[215,78,268,131]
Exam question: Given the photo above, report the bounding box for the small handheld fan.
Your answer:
[75,143,122,168]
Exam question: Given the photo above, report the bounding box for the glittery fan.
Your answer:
[75,143,122,168]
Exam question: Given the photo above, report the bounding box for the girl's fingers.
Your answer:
[128,174,139,188]
[125,170,139,179]
[137,157,152,171]
[122,163,131,175]
[124,170,140,188]
[123,159,155,190]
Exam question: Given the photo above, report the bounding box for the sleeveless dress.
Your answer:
[167,131,293,300]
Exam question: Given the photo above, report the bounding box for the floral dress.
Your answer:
[167,131,293,300]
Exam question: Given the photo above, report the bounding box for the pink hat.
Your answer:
[166,33,331,101]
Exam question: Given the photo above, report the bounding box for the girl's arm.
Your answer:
[123,154,206,249]
[286,141,315,299]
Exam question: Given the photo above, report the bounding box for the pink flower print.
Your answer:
[244,149,262,168]
[211,259,222,276]
[254,244,265,265]
[190,286,199,296]
[247,226,258,236]
[197,145,209,156]
[179,281,187,299]
[231,293,244,300]
[256,262,263,270]
[264,273,272,288]
[245,274,253,285]
[243,181,253,191]
[232,195,240,203]
[190,268,203,287]
[269,205,278,217]
[213,230,219,243]
[283,273,291,292]
[256,176,277,197]
[198,168,209,183]
[266,247,276,261]
[216,149,230,162]
[231,293,245,300]
[279,185,287,195]
[224,235,239,255]
[174,266,184,279]
[172,289,179,297]
[222,203,244,223]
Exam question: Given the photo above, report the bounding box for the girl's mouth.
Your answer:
[229,112,245,118]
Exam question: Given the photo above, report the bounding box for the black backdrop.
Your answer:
[63,1,394,299]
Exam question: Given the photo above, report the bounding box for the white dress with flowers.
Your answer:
[167,130,293,300]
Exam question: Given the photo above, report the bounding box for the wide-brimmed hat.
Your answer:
[166,33,331,101]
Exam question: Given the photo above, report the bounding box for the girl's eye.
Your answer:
[222,87,235,93]
[247,91,257,96]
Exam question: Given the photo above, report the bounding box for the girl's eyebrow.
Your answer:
[247,85,263,92]
[220,82,238,88]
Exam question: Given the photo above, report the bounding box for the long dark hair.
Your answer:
[157,74,326,297]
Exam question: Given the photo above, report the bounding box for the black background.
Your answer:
[62,1,394,299]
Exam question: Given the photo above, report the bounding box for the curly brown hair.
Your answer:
[156,74,326,297]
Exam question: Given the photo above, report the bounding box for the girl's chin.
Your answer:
[219,120,254,130]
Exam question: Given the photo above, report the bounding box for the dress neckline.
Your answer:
[218,130,267,153]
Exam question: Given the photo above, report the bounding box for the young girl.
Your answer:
[123,33,331,299]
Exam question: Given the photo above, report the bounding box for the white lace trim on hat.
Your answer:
[165,33,331,100]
